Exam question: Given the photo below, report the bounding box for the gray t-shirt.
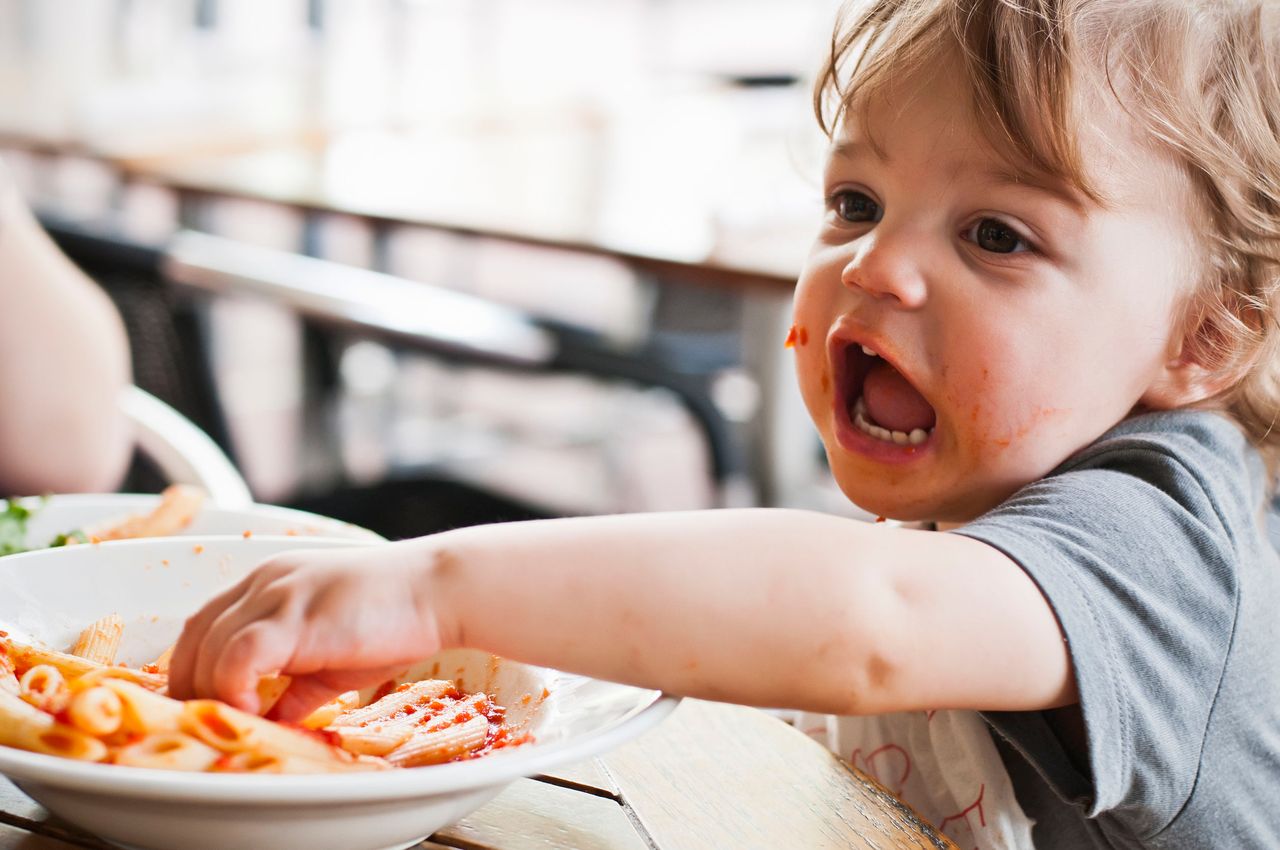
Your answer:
[954,410,1280,849]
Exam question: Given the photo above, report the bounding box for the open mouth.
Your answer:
[842,344,936,447]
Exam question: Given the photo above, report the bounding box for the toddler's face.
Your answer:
[793,63,1199,522]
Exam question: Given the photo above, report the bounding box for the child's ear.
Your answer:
[1141,321,1242,410]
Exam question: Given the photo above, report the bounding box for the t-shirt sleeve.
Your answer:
[956,432,1242,838]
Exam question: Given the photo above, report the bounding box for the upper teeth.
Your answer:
[861,345,877,357]
[852,397,931,446]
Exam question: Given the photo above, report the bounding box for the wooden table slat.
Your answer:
[430,776,650,850]
[0,782,110,850]
[600,700,958,850]
[533,757,621,801]
[0,783,43,824]
[0,822,83,850]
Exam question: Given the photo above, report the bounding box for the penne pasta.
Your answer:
[66,687,124,736]
[149,643,175,675]
[211,750,388,774]
[180,700,359,767]
[86,484,206,541]
[387,715,489,767]
[113,732,222,771]
[70,614,124,666]
[0,691,107,762]
[101,679,184,735]
[0,617,531,773]
[73,665,168,693]
[328,723,415,756]
[18,665,69,714]
[255,674,291,717]
[0,687,53,725]
[32,725,111,762]
[300,690,360,730]
[0,648,18,697]
[5,637,165,693]
[6,642,102,680]
[328,679,456,728]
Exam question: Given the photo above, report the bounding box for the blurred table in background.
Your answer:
[0,91,815,286]
[0,700,959,850]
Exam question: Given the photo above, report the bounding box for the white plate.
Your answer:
[0,536,676,850]
[8,493,382,551]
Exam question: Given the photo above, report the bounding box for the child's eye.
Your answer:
[828,190,882,224]
[963,218,1031,254]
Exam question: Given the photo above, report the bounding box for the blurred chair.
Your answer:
[120,385,251,507]
[40,214,746,539]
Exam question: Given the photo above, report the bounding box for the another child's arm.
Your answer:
[169,509,1076,720]
[0,171,132,495]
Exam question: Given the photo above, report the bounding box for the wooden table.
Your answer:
[0,700,956,850]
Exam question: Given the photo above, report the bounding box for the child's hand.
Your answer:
[167,542,448,721]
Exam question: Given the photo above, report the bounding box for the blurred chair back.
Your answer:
[120,386,251,507]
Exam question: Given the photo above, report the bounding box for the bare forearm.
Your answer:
[417,509,903,713]
[0,184,131,494]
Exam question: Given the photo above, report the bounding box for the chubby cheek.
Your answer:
[939,358,1075,475]
[787,322,829,414]
[789,280,836,414]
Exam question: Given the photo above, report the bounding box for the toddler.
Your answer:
[171,1,1280,847]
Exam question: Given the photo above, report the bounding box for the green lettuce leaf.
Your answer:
[0,500,33,556]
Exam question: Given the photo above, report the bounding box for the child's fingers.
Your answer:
[168,574,257,699]
[266,674,346,723]
[175,556,305,699]
[268,667,410,723]
[210,621,298,714]
[189,594,292,707]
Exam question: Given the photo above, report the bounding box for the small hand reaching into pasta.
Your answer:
[169,542,452,721]
[171,511,1072,722]
[0,608,530,772]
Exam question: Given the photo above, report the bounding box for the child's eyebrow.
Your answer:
[830,139,885,163]
[829,139,1086,214]
[983,166,1088,214]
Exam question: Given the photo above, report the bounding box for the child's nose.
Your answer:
[840,231,928,308]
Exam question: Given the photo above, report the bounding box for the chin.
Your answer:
[821,425,1052,523]
[831,475,943,523]
[830,465,1008,525]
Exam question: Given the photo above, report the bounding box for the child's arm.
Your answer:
[169,509,1076,720]
[0,172,132,495]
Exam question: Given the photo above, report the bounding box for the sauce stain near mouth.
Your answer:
[984,406,1070,449]
[1010,406,1068,441]
[784,324,809,349]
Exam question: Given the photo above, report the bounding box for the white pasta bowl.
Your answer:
[7,493,382,551]
[0,536,677,850]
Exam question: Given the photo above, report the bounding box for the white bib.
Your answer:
[794,708,1037,849]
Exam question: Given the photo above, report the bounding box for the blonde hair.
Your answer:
[814,0,1280,478]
